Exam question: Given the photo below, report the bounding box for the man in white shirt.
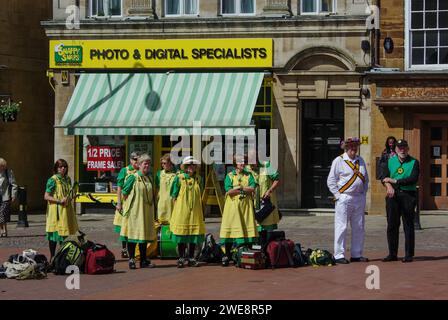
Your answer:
[327,137,369,264]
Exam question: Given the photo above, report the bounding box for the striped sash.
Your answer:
[338,159,366,193]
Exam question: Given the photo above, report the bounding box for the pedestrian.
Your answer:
[377,136,397,179]
[170,156,205,268]
[220,156,258,266]
[0,158,18,237]
[381,139,419,263]
[44,159,79,260]
[155,154,177,224]
[113,151,140,259]
[327,137,369,264]
[120,154,157,269]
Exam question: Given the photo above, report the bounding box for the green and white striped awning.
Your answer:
[58,72,264,136]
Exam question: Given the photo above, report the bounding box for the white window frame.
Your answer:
[300,0,336,15]
[165,0,200,17]
[405,0,448,70]
[89,0,123,18]
[221,0,256,16]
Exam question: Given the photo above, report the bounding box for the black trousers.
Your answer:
[385,190,416,258]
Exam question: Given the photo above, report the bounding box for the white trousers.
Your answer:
[334,193,366,260]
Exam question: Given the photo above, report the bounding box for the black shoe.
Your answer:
[177,258,185,268]
[121,249,129,259]
[188,258,199,267]
[402,256,413,263]
[350,257,369,262]
[382,255,398,262]
[129,259,136,270]
[222,256,230,267]
[140,259,155,268]
[335,258,350,264]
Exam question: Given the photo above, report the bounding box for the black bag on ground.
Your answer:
[53,240,85,275]
[292,243,307,267]
[198,233,223,263]
[255,197,276,223]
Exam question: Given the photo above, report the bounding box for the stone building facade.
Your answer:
[368,0,448,214]
[43,0,373,213]
[0,0,53,210]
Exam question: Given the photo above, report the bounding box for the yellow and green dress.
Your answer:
[245,165,261,211]
[220,169,258,245]
[45,174,79,242]
[113,165,137,234]
[169,172,205,244]
[119,171,156,244]
[155,168,177,224]
[258,161,280,232]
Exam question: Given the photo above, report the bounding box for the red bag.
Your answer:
[85,244,115,275]
[266,239,295,268]
[240,250,266,270]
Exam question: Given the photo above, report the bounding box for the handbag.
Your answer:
[254,197,275,223]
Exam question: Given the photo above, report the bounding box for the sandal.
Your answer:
[188,258,199,267]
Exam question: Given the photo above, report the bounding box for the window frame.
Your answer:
[221,0,256,17]
[88,0,123,18]
[164,0,200,17]
[300,0,336,15]
[405,0,448,70]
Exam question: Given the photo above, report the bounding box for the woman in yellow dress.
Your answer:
[113,151,140,258]
[257,161,281,232]
[170,156,205,268]
[44,159,79,260]
[155,154,177,224]
[220,156,258,266]
[120,154,156,269]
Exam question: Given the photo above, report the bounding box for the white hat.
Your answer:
[182,156,200,165]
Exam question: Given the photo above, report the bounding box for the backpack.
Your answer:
[85,244,115,275]
[266,239,295,268]
[53,240,85,275]
[198,233,223,263]
[292,243,307,267]
[306,249,336,267]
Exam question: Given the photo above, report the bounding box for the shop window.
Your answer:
[408,0,448,69]
[431,164,442,177]
[89,0,122,17]
[221,0,255,15]
[301,0,335,15]
[431,183,441,196]
[252,78,273,149]
[165,0,199,16]
[431,127,442,140]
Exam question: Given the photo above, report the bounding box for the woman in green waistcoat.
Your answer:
[170,156,205,268]
[155,153,177,224]
[44,159,79,260]
[220,156,258,266]
[120,154,157,270]
[114,151,140,258]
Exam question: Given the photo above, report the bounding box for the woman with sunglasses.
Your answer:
[44,159,79,260]
[114,151,141,258]
[155,154,177,224]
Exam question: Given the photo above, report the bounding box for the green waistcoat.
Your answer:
[388,156,417,191]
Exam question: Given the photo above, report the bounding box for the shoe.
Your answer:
[121,249,129,259]
[177,258,185,268]
[335,258,350,264]
[402,256,413,263]
[382,255,398,262]
[222,256,230,267]
[188,258,200,267]
[129,259,136,270]
[350,257,369,262]
[140,259,155,268]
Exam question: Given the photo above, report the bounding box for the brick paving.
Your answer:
[0,212,447,300]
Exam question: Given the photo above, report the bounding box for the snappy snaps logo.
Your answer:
[55,43,83,65]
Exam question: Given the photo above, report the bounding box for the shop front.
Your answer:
[49,38,274,214]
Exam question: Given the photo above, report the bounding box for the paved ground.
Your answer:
[1,212,447,300]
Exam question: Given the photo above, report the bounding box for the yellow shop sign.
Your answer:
[49,39,273,69]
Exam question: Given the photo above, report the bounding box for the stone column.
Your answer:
[263,0,291,17]
[128,0,154,18]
